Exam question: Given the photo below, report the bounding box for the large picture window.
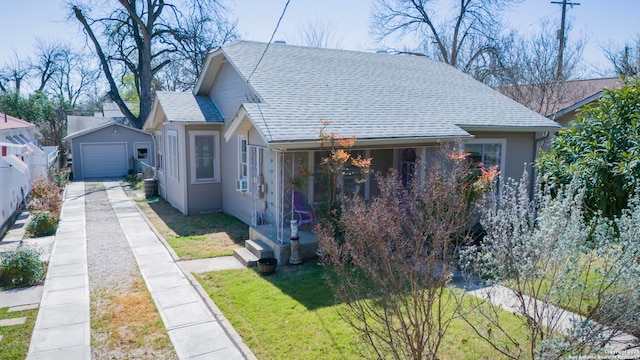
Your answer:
[190,131,220,183]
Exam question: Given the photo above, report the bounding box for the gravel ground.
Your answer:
[85,183,136,291]
[84,182,176,360]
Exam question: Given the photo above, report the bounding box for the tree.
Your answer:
[71,0,236,129]
[605,35,640,77]
[537,78,640,220]
[0,90,70,149]
[317,148,497,360]
[290,19,344,49]
[492,21,584,117]
[370,0,519,82]
[460,174,640,359]
[0,51,31,93]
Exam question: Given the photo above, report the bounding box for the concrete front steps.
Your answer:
[233,239,274,267]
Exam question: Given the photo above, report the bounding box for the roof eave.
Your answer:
[458,125,561,133]
[267,135,472,151]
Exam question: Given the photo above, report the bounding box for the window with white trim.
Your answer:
[167,130,178,181]
[465,139,505,190]
[156,131,163,171]
[238,136,248,181]
[190,131,220,183]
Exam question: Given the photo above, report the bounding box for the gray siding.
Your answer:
[221,134,252,224]
[470,132,535,181]
[185,124,223,215]
[68,124,154,180]
[209,62,252,124]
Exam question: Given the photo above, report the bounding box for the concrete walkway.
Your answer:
[27,181,91,359]
[103,181,247,359]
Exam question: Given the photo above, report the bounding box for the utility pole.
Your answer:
[551,0,580,79]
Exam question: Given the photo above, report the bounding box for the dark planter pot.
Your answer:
[257,258,277,275]
[143,179,158,199]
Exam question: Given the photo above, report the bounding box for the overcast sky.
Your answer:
[1,0,638,77]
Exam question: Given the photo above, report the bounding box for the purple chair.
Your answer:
[293,191,315,227]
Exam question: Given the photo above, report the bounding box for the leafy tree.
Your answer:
[537,77,640,220]
[0,90,70,149]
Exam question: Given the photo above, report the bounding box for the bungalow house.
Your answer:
[143,41,560,265]
[0,113,58,237]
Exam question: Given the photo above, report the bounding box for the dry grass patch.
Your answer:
[135,197,248,259]
[91,278,176,359]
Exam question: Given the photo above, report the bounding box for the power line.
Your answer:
[551,0,580,79]
[246,0,292,83]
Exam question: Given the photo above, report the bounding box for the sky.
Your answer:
[1,0,639,77]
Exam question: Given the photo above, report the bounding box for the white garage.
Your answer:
[80,143,128,178]
[64,122,154,180]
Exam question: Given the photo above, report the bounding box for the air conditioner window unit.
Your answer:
[236,178,248,192]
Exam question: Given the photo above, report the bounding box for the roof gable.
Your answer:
[64,121,148,141]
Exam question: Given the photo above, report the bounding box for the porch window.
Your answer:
[156,131,163,171]
[238,136,248,181]
[167,130,178,181]
[247,146,262,197]
[190,131,220,183]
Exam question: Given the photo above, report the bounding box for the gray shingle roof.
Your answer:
[218,41,559,143]
[156,92,223,123]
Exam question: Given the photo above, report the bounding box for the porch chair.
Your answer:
[293,191,316,228]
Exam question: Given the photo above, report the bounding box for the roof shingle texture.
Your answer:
[156,92,223,123]
[220,41,558,143]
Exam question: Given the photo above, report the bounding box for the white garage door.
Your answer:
[81,143,128,179]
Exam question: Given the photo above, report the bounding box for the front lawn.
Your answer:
[135,197,248,259]
[0,306,38,360]
[196,264,528,360]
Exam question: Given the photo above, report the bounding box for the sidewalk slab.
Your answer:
[27,181,90,360]
[0,286,43,308]
[0,317,27,326]
[178,257,243,274]
[8,304,39,312]
[104,181,249,360]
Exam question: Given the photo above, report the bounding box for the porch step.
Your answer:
[245,239,274,259]
[233,247,258,267]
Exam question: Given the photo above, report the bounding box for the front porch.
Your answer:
[251,224,318,266]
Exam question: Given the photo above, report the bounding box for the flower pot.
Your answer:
[257,258,277,275]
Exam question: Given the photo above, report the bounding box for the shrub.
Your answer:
[0,246,45,287]
[26,211,58,237]
[28,176,62,218]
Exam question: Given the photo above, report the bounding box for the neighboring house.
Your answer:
[144,41,560,264]
[64,122,154,180]
[0,113,58,237]
[66,101,132,135]
[498,77,623,151]
[498,77,622,127]
[544,77,622,127]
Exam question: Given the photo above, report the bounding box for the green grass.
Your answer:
[135,197,248,259]
[196,264,528,360]
[0,306,38,360]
